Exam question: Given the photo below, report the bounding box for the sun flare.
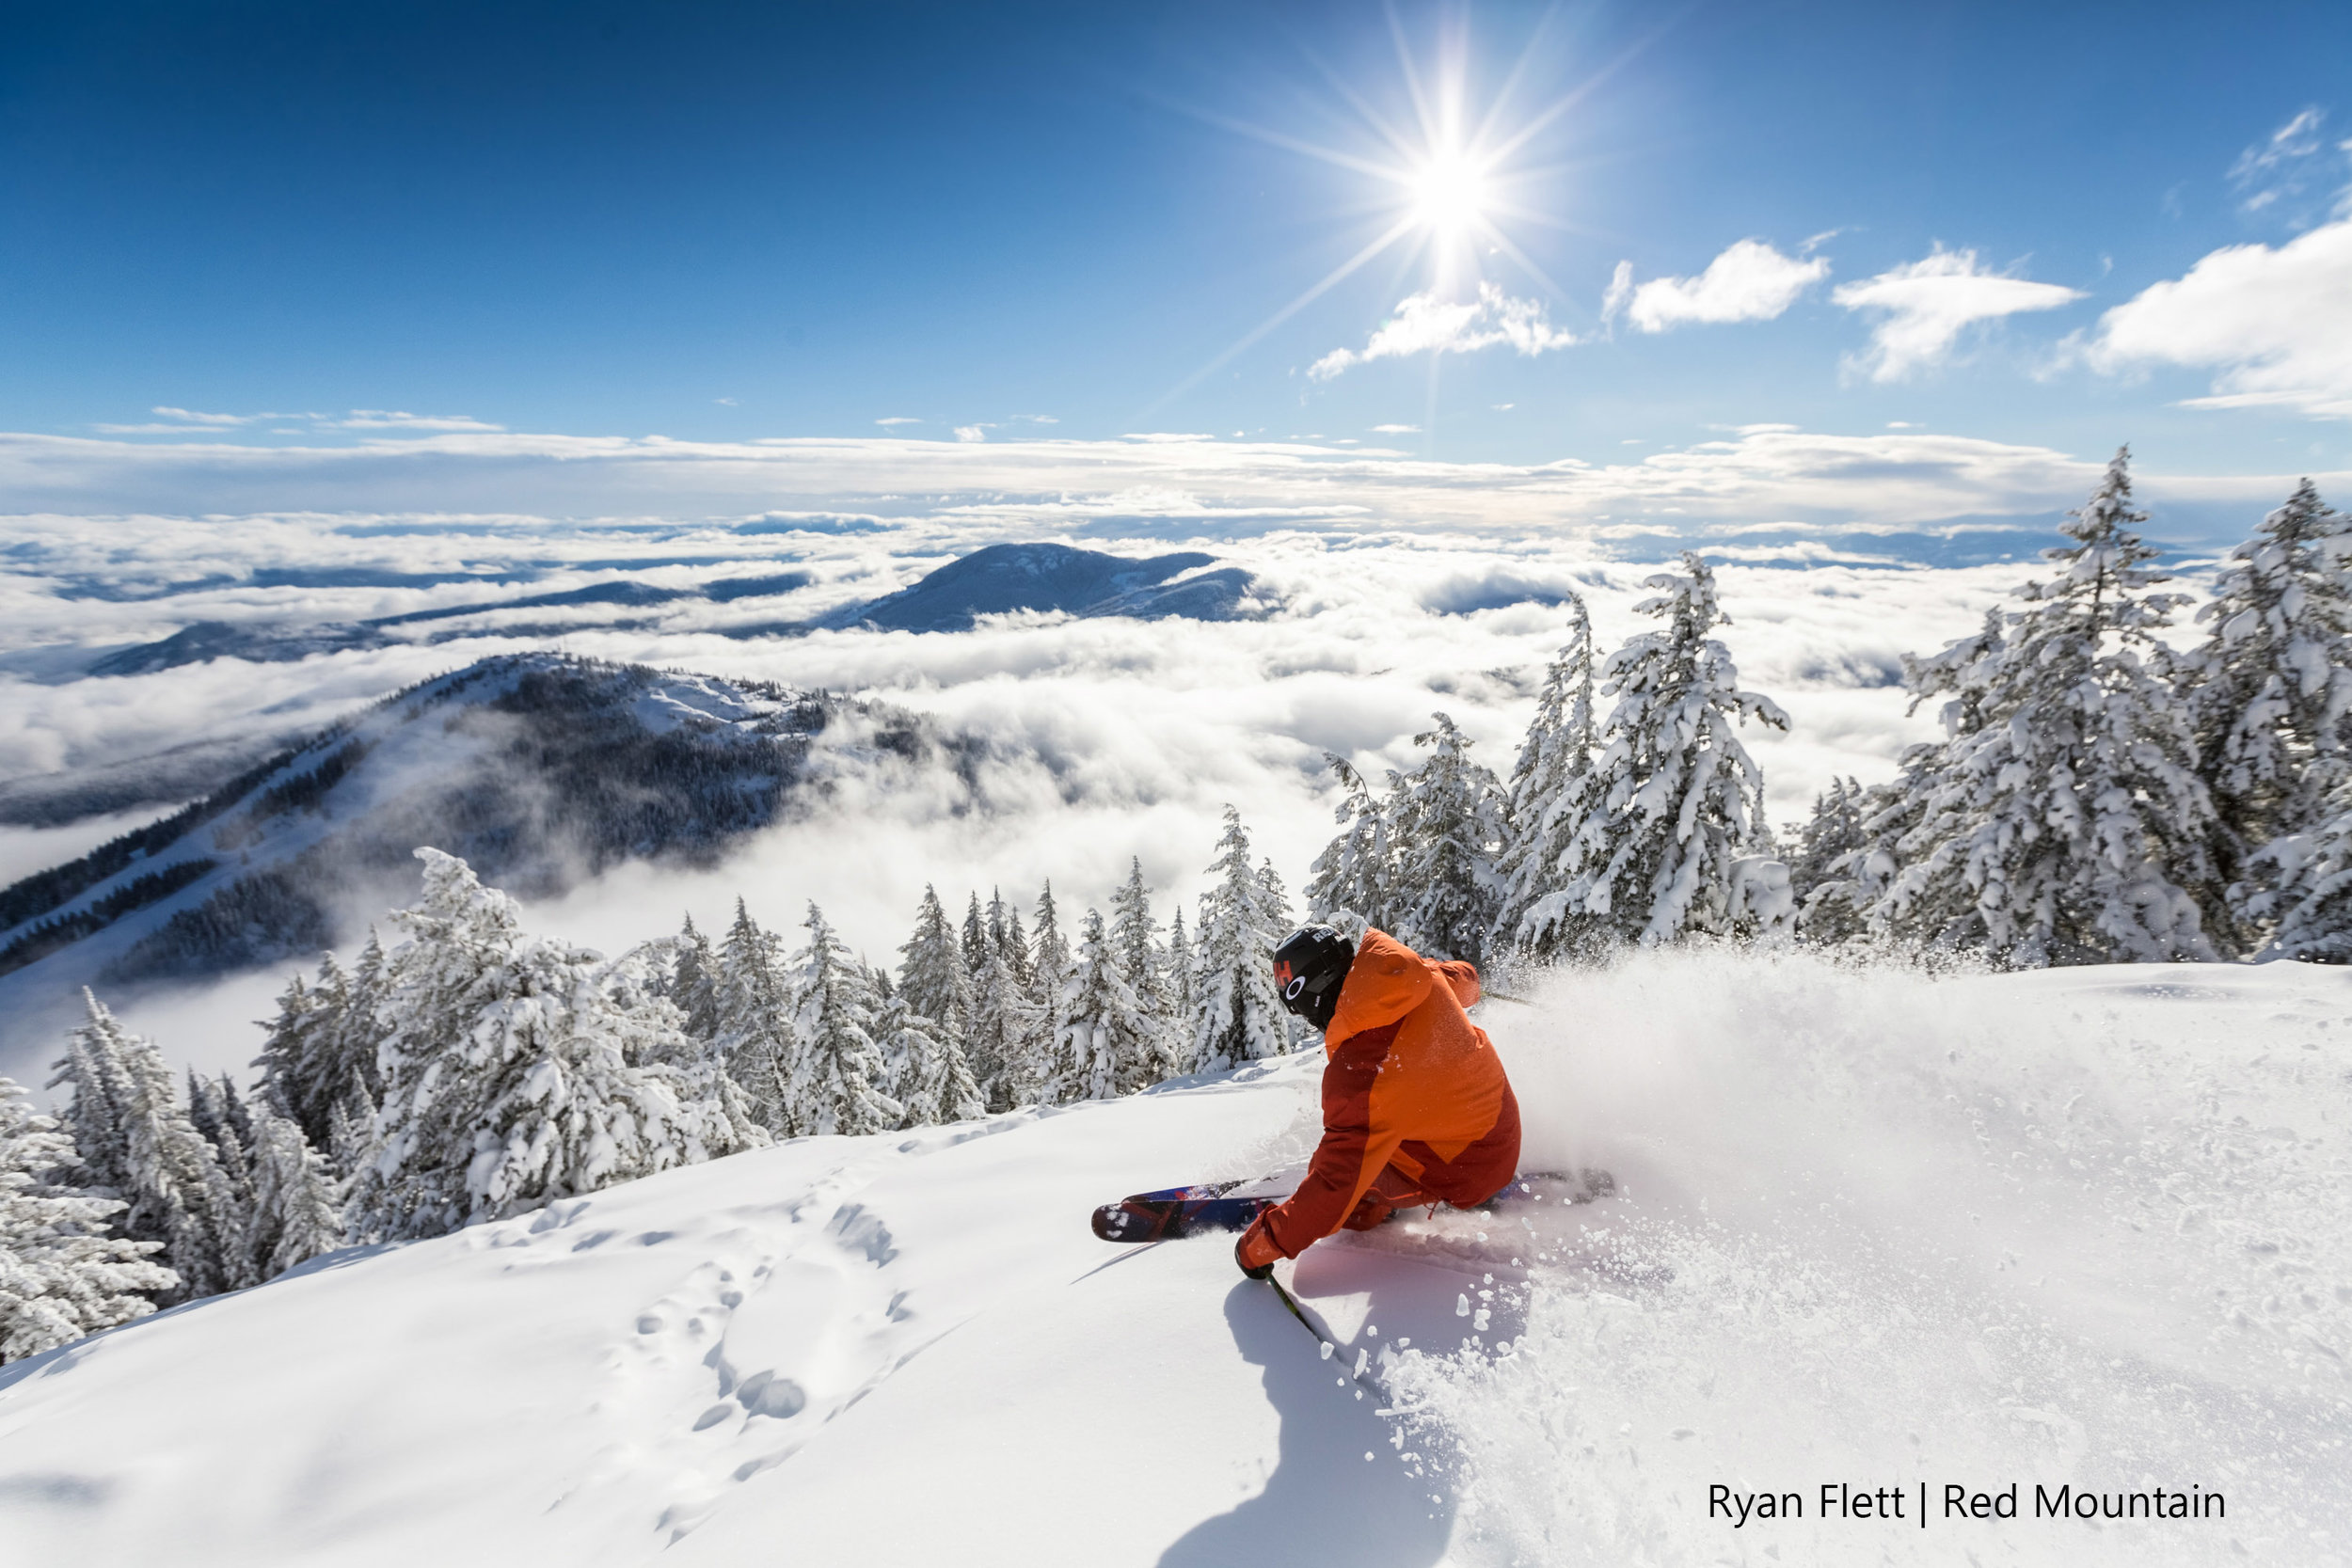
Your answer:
[1409,151,1490,236]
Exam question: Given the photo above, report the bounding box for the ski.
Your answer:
[1089,1181,1277,1243]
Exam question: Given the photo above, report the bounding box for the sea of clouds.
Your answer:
[1,425,2335,1082]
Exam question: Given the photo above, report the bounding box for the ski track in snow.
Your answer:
[0,954,2347,1566]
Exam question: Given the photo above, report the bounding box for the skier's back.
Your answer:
[1236,925,1520,1276]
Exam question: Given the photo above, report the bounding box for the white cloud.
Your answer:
[1371,423,1420,434]
[714,398,739,406]
[334,410,505,433]
[1308,282,1575,380]
[2085,214,2352,420]
[1831,248,2086,382]
[875,417,922,427]
[2228,107,2336,216]
[1604,240,1830,333]
[151,406,253,426]
[953,425,989,443]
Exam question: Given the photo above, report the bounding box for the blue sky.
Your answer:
[2,0,2347,479]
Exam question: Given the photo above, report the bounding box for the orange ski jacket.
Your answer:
[1253,928,1520,1259]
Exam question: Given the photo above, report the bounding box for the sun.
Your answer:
[1146,12,1590,411]
[1409,150,1491,237]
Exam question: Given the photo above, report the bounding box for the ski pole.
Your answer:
[1262,1272,1387,1399]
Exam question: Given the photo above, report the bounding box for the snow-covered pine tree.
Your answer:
[47,992,246,1303]
[325,1085,378,1185]
[351,849,743,1243]
[1386,714,1505,962]
[963,893,1042,1112]
[999,895,1034,991]
[1867,451,2222,962]
[1107,859,1161,1006]
[186,1071,259,1286]
[1058,908,1162,1098]
[250,970,326,1137]
[1163,907,1196,1074]
[787,904,900,1136]
[252,943,387,1154]
[2241,782,2352,960]
[711,899,797,1137]
[898,886,971,1053]
[882,982,985,1128]
[1493,596,1598,947]
[611,940,768,1153]
[961,893,989,975]
[243,1101,345,1280]
[1304,755,1398,931]
[666,912,724,1045]
[1025,882,1073,1104]
[1507,554,1788,954]
[0,1074,175,1362]
[1787,776,1873,942]
[1190,808,1295,1073]
[1106,860,1181,1085]
[2185,480,2352,921]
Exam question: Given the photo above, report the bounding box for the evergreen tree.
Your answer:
[1107,860,1162,1009]
[250,971,326,1140]
[963,892,1042,1112]
[1386,713,1505,961]
[711,899,796,1137]
[787,904,901,1136]
[1788,776,1874,942]
[1867,451,2222,963]
[616,942,768,1153]
[1060,909,1164,1098]
[897,886,972,1055]
[244,1101,345,1280]
[251,942,387,1154]
[1190,808,1295,1072]
[882,986,985,1127]
[186,1070,260,1287]
[1106,858,1180,1080]
[2185,480,2352,921]
[0,1074,175,1362]
[1494,597,1598,946]
[1164,907,1196,1074]
[1025,883,1074,1105]
[999,895,1034,990]
[1508,553,1788,954]
[2244,786,2352,960]
[47,992,246,1303]
[1304,756,1398,930]
[666,913,723,1044]
[350,849,743,1243]
[961,893,989,975]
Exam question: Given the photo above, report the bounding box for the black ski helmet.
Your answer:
[1271,924,1355,1032]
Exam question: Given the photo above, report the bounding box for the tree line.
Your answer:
[0,808,1302,1360]
[1305,451,2352,968]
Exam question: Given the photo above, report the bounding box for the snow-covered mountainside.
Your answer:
[2,953,2342,1567]
[67,542,1268,676]
[0,654,986,1077]
[825,542,1267,632]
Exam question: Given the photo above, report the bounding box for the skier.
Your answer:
[1234,924,1520,1278]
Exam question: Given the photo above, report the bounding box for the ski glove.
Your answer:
[1235,1215,1284,1279]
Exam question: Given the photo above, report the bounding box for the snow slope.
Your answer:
[1,953,2346,1566]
